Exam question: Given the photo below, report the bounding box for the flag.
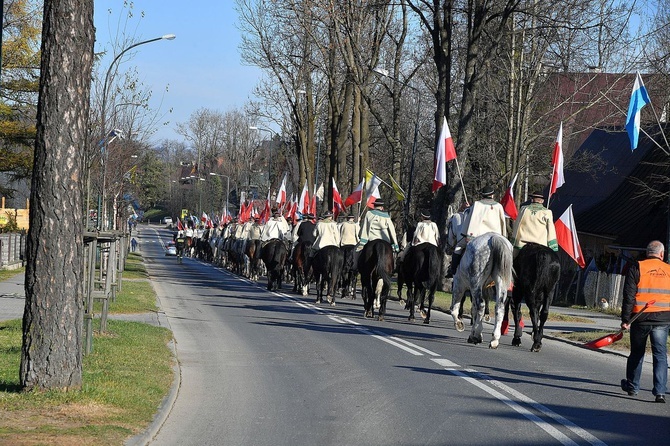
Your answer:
[309,185,317,215]
[549,122,564,200]
[626,71,651,151]
[500,172,519,220]
[344,179,365,207]
[201,211,209,223]
[555,204,585,268]
[275,173,287,208]
[176,218,184,231]
[260,190,271,223]
[433,116,456,192]
[332,177,345,218]
[365,171,382,208]
[315,182,325,201]
[299,181,310,214]
[389,174,406,201]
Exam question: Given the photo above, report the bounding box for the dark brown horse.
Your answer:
[245,239,262,281]
[357,240,394,321]
[311,246,344,306]
[291,241,311,295]
[260,239,288,291]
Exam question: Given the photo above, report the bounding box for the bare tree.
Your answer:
[21,0,95,390]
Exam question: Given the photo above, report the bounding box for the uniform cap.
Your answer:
[529,191,544,199]
[481,185,495,197]
[373,199,385,207]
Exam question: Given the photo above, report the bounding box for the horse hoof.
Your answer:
[467,335,482,345]
[423,319,430,325]
[365,311,373,318]
[399,299,406,307]
[512,337,522,347]
[408,315,415,322]
[455,321,465,332]
[330,301,336,307]
[484,314,491,322]
[420,310,428,319]
[489,340,499,349]
[378,316,385,322]
[531,343,542,352]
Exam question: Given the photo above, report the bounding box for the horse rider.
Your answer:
[310,210,341,259]
[293,213,317,252]
[399,210,439,264]
[449,185,506,276]
[261,210,290,243]
[509,190,558,257]
[446,202,471,276]
[339,213,360,248]
[357,199,400,254]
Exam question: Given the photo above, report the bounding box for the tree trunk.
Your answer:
[21,0,94,390]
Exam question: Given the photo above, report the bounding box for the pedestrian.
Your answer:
[620,240,670,403]
[130,237,138,252]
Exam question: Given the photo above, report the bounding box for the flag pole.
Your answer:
[598,91,670,157]
[454,158,469,205]
[547,168,556,208]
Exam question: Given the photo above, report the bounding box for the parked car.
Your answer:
[165,241,177,256]
[163,217,173,225]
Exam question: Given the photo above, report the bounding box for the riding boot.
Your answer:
[447,252,462,278]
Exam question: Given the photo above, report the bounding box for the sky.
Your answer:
[94,0,262,145]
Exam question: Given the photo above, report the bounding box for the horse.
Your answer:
[291,241,311,295]
[398,242,443,324]
[260,239,288,291]
[311,245,344,306]
[449,232,513,348]
[509,242,561,352]
[339,244,357,299]
[245,239,262,281]
[357,239,394,321]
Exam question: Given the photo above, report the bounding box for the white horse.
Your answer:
[449,232,513,349]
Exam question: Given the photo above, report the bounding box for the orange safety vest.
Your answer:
[633,258,670,313]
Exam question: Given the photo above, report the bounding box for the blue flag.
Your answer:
[625,71,651,151]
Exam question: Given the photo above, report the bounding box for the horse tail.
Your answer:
[375,242,393,290]
[490,235,513,286]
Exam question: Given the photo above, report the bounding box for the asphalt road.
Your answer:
[139,227,669,446]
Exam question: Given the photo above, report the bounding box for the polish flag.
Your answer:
[332,177,345,218]
[433,116,457,192]
[500,173,519,220]
[299,180,310,214]
[201,211,209,223]
[555,204,585,268]
[260,190,272,223]
[365,174,382,208]
[275,173,287,209]
[344,179,364,207]
[549,122,564,201]
[176,218,184,231]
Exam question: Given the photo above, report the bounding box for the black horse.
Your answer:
[509,242,561,352]
[398,243,443,324]
[339,244,357,299]
[311,245,344,306]
[260,239,288,291]
[357,239,394,321]
[245,239,262,281]
[291,241,311,295]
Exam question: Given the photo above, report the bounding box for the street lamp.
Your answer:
[249,126,277,192]
[373,67,422,224]
[99,34,176,230]
[209,172,231,217]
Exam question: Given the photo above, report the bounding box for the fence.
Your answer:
[583,271,625,310]
[0,233,26,269]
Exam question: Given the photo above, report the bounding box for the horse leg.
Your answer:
[530,296,547,352]
[489,283,507,349]
[407,285,416,321]
[450,290,465,333]
[423,286,436,325]
[467,289,485,345]
[378,281,390,322]
[511,290,524,347]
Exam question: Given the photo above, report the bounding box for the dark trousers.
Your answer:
[626,323,669,396]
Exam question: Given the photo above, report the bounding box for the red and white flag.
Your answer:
[260,190,272,223]
[176,218,184,231]
[201,211,209,223]
[365,173,382,208]
[332,177,345,218]
[275,173,287,209]
[299,180,310,214]
[549,122,564,202]
[344,179,364,207]
[500,173,519,220]
[433,116,457,192]
[555,204,585,268]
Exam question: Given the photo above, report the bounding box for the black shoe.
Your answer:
[655,395,666,403]
[621,379,637,396]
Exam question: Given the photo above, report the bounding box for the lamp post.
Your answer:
[373,67,422,224]
[249,126,277,193]
[209,172,231,217]
[99,34,176,230]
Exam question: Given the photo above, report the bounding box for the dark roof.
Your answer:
[549,125,669,248]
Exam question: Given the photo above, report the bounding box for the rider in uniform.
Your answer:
[509,191,558,256]
[339,213,359,247]
[357,199,399,254]
[449,185,505,277]
[311,211,341,258]
[261,210,289,242]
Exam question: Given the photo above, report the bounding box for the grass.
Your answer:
[0,267,24,282]
[0,254,173,445]
[122,253,148,279]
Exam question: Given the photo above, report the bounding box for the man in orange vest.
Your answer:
[620,240,670,403]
